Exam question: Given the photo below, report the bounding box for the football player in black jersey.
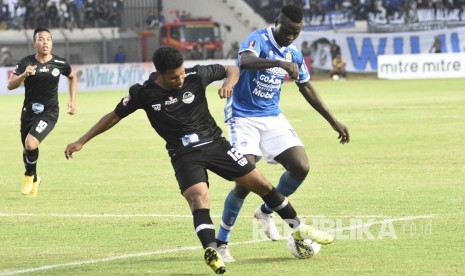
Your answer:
[64,47,333,274]
[8,26,77,197]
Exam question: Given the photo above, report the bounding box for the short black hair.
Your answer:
[33,26,51,41]
[281,4,303,23]
[152,47,184,74]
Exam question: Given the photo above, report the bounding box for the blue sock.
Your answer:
[217,191,244,244]
[263,171,303,213]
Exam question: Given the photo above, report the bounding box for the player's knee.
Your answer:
[232,184,251,199]
[24,139,39,151]
[289,161,310,181]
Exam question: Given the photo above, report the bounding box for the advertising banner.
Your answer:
[378,53,465,79]
[0,59,236,95]
[295,27,465,73]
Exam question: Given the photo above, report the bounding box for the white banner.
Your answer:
[296,27,465,72]
[378,53,465,79]
[0,59,236,96]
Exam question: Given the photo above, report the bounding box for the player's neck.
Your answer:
[34,53,53,64]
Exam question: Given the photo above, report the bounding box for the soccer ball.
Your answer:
[287,235,321,259]
[332,74,340,80]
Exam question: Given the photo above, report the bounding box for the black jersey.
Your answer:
[114,64,227,156]
[13,54,72,118]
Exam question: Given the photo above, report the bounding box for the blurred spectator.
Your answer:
[301,40,312,74]
[213,47,224,59]
[58,0,70,29]
[190,45,204,60]
[330,39,341,61]
[301,40,311,57]
[429,35,442,53]
[330,53,347,79]
[146,11,158,29]
[225,41,239,59]
[114,45,126,63]
[47,2,59,28]
[0,47,14,66]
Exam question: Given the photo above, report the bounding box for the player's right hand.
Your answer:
[284,62,299,80]
[24,65,37,77]
[64,142,83,159]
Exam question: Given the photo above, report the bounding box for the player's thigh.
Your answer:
[204,138,255,181]
[226,117,261,157]
[171,150,209,195]
[260,114,303,164]
[21,115,57,144]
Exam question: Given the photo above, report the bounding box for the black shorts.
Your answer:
[171,137,255,194]
[20,113,57,146]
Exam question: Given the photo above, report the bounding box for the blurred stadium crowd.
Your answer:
[0,0,122,30]
[247,0,464,23]
[1,0,463,31]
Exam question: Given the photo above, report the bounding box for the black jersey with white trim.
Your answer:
[13,54,72,118]
[114,64,227,155]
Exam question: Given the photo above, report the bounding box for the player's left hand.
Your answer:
[218,86,233,99]
[67,100,76,115]
[332,121,350,144]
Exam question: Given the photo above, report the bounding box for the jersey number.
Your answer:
[35,120,48,133]
[227,147,248,167]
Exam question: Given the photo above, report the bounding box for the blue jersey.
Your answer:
[224,27,310,120]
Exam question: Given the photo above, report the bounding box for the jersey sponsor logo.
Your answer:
[248,40,256,48]
[266,65,287,76]
[151,104,161,111]
[52,68,60,77]
[39,66,49,73]
[259,74,281,85]
[252,87,275,99]
[182,91,195,104]
[54,59,66,64]
[32,103,44,114]
[165,96,178,105]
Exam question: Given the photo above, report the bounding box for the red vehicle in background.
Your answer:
[159,18,224,59]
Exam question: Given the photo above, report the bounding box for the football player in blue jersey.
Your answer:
[217,4,350,262]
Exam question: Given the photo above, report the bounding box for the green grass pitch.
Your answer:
[1,78,464,275]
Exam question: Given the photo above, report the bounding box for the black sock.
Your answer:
[261,187,301,229]
[193,209,216,249]
[216,239,228,247]
[24,148,39,177]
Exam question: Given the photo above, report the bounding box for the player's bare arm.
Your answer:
[67,70,78,115]
[297,81,350,144]
[218,65,239,99]
[7,65,37,90]
[239,51,299,80]
[65,111,122,159]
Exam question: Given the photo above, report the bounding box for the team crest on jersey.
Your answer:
[248,40,256,48]
[122,94,131,106]
[52,68,60,77]
[182,92,195,104]
[285,51,292,62]
[39,66,49,73]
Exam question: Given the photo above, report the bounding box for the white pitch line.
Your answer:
[0,213,428,218]
[0,215,432,276]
